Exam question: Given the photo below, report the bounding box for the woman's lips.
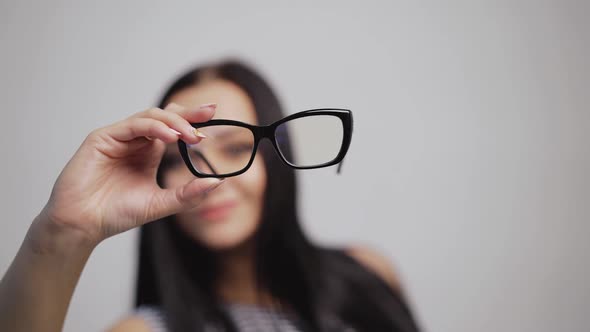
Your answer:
[197,201,237,221]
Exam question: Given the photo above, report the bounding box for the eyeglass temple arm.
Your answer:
[193,150,219,177]
[337,159,344,174]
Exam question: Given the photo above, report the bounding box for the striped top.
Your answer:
[134,304,329,332]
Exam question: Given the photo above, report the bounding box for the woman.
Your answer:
[0,60,419,332]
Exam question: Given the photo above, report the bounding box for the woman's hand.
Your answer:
[38,103,223,246]
[0,103,220,332]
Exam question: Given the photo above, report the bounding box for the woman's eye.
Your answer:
[223,144,252,156]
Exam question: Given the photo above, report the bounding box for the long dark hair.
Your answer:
[135,60,420,332]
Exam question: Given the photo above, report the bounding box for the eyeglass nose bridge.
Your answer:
[251,124,285,159]
[256,124,277,141]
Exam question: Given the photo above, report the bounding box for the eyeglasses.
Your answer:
[177,108,353,178]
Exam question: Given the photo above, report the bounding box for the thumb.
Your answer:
[147,178,224,221]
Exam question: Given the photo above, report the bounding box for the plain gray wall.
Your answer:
[1,1,588,331]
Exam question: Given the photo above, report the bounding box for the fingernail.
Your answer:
[166,102,183,110]
[198,103,217,110]
[193,128,207,138]
[203,178,224,194]
[169,128,181,135]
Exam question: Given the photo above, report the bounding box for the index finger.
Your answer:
[164,102,217,123]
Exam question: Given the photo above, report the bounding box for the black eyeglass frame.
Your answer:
[177,108,353,178]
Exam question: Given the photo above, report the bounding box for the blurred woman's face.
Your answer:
[161,79,267,251]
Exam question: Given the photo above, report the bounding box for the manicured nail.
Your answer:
[198,103,217,110]
[169,128,181,135]
[193,128,207,138]
[203,178,224,195]
[166,102,183,110]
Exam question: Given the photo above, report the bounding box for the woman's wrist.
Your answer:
[26,211,98,258]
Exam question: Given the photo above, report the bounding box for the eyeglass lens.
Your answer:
[276,115,344,167]
[187,125,255,176]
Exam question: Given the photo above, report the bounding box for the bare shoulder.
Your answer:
[105,315,152,332]
[345,245,403,293]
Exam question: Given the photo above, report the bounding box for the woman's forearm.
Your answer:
[0,214,96,332]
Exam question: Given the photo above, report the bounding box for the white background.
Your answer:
[1,1,588,331]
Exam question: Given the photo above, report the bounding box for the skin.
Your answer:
[0,79,403,332]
